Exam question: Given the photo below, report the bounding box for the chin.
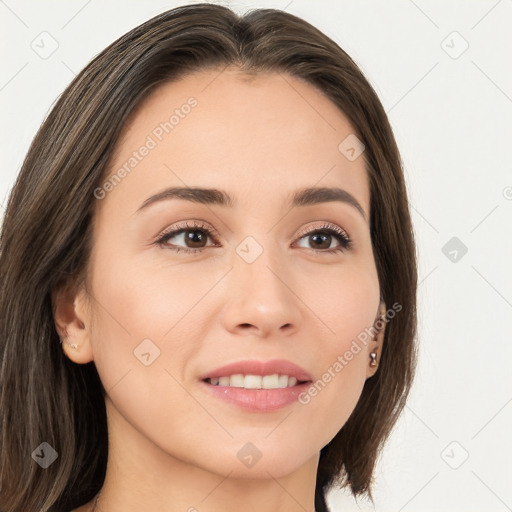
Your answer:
[207,443,316,480]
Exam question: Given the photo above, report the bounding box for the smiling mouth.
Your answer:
[202,374,311,389]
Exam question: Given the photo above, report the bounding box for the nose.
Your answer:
[220,243,303,339]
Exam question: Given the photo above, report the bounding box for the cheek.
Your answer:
[87,253,218,453]
[306,257,380,344]
[294,265,379,442]
[90,241,215,336]
[87,249,226,382]
[295,345,370,451]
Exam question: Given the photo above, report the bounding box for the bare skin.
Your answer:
[54,66,385,512]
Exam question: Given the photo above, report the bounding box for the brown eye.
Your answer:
[306,231,335,250]
[156,221,218,253]
[162,228,210,249]
[294,224,351,254]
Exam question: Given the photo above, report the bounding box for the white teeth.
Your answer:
[244,375,262,389]
[206,374,302,389]
[229,374,245,387]
[218,376,230,386]
[278,374,288,388]
[262,374,279,389]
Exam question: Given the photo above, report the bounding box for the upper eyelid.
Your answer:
[295,222,349,240]
[157,220,219,239]
[156,220,350,245]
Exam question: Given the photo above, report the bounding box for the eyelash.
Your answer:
[155,220,352,255]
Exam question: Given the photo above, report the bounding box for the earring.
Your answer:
[369,352,378,367]
[60,338,79,351]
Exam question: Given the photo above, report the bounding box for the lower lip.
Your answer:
[200,380,312,412]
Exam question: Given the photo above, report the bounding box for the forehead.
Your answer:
[98,66,370,218]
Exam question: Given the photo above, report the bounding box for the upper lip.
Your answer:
[199,359,313,382]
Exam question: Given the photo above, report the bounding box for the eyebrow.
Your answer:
[135,186,366,220]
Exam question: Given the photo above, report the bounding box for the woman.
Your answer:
[0,4,417,511]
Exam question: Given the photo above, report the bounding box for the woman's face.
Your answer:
[66,67,383,479]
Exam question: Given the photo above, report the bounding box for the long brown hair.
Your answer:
[0,4,417,511]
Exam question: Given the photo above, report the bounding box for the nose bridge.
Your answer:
[234,231,288,301]
[222,230,302,336]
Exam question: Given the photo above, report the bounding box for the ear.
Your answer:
[365,301,386,379]
[52,279,94,364]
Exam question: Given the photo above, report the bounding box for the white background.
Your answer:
[1,1,511,510]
